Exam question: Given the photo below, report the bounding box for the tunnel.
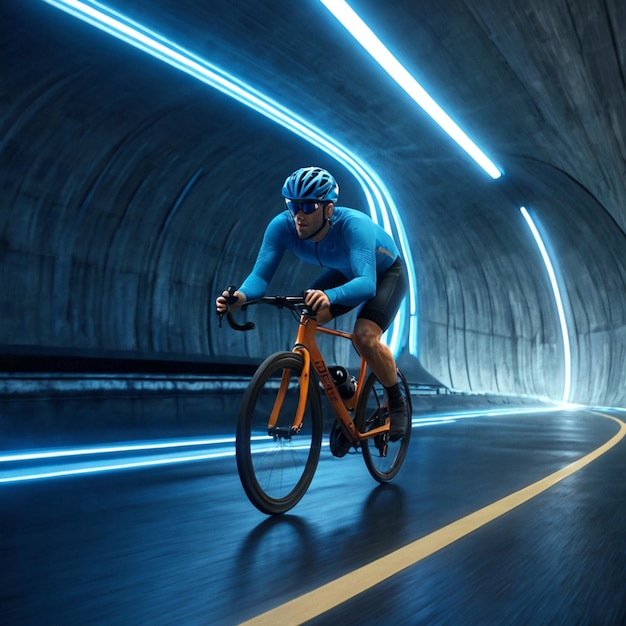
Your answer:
[2,1,626,624]
[3,0,625,406]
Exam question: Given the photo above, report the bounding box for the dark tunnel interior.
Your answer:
[2,0,626,408]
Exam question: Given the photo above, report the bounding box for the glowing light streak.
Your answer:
[0,436,234,463]
[0,450,234,483]
[1,406,566,483]
[42,0,418,356]
[319,0,502,179]
[520,207,571,403]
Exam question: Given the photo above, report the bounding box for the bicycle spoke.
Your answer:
[355,370,412,482]
[236,352,322,514]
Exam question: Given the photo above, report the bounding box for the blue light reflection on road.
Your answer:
[1,406,566,483]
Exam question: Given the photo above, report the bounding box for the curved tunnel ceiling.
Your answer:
[1,0,625,407]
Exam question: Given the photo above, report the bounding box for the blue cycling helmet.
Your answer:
[282,167,339,203]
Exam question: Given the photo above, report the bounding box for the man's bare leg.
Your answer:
[352,318,398,386]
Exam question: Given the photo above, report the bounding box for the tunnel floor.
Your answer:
[1,396,625,625]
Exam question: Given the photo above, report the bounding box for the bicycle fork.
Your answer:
[266,348,310,440]
[266,343,358,442]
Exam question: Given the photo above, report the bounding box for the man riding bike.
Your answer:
[216,166,409,441]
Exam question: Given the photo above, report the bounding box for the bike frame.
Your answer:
[269,313,390,443]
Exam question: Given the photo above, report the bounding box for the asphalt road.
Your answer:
[2,404,625,625]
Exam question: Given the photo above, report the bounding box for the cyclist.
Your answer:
[215,166,409,440]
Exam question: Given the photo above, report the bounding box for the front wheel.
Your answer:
[236,351,323,515]
[354,368,412,482]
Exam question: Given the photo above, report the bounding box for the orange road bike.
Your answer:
[221,293,412,515]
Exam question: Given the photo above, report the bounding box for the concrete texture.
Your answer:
[1,0,625,406]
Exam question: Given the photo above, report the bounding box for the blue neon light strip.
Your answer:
[0,437,234,463]
[520,207,571,403]
[0,450,234,483]
[319,0,502,179]
[1,406,562,483]
[42,0,418,356]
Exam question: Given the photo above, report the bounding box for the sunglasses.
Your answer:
[285,199,326,216]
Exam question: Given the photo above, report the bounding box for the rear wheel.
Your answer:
[354,369,412,482]
[236,351,322,514]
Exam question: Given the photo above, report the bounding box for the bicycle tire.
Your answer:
[236,351,323,515]
[354,368,412,483]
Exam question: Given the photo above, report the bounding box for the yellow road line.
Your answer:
[241,411,625,625]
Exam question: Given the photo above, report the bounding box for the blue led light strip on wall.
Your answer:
[43,0,418,357]
[520,207,571,403]
[319,0,502,180]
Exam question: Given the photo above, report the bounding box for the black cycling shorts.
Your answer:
[311,257,408,332]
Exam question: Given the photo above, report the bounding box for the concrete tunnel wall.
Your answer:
[2,1,626,409]
[412,160,626,406]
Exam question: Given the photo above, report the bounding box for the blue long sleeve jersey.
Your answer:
[238,207,401,307]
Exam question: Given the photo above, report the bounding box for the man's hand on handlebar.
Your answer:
[216,288,247,315]
[304,289,330,313]
[215,289,330,330]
